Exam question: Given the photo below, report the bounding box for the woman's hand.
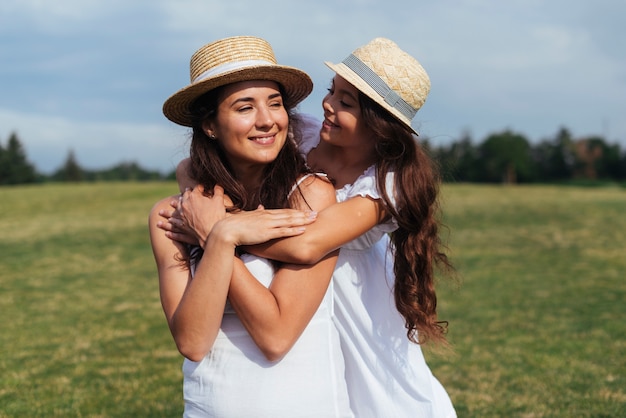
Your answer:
[158,184,318,249]
[212,205,318,247]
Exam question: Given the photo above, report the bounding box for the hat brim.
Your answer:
[325,61,418,135]
[163,65,313,127]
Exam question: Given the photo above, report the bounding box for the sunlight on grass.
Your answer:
[430,184,626,417]
[1,182,624,417]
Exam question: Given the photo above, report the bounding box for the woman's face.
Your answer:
[320,75,372,148]
[206,80,289,175]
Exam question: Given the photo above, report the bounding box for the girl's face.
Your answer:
[205,80,289,175]
[320,75,372,147]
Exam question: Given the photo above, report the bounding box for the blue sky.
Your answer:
[1,0,624,174]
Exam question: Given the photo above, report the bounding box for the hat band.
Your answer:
[342,54,417,120]
[193,59,275,83]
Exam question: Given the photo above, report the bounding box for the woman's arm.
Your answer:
[157,185,317,248]
[226,175,340,361]
[149,196,227,361]
[149,190,319,362]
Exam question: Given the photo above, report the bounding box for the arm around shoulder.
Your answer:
[247,194,386,264]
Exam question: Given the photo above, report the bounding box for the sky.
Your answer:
[1,0,624,174]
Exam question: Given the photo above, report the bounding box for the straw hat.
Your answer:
[325,38,430,134]
[163,36,313,126]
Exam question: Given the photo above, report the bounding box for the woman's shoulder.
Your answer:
[291,174,335,211]
[149,195,177,221]
[151,194,177,209]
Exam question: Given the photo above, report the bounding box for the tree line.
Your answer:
[2,128,626,186]
[426,127,626,184]
[0,132,172,185]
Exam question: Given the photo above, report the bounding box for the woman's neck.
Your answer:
[232,165,264,193]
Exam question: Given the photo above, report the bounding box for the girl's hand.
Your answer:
[156,197,201,246]
[175,184,228,248]
[156,185,227,247]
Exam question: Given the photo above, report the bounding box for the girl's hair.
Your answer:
[183,84,311,263]
[360,93,453,345]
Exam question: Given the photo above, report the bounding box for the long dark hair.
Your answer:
[360,93,453,345]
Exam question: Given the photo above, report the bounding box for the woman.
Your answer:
[149,36,352,417]
[167,38,456,417]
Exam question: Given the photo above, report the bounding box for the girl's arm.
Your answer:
[160,182,387,265]
[246,195,387,264]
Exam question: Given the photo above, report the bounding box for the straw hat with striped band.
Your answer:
[163,36,313,127]
[325,38,430,135]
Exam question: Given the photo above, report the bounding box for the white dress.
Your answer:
[182,238,352,416]
[299,115,457,418]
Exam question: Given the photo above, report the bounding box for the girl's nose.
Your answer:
[322,96,334,114]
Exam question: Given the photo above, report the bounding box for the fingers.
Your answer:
[165,231,198,246]
[264,209,318,226]
[267,226,307,238]
[212,184,224,197]
[158,208,175,219]
[156,217,184,233]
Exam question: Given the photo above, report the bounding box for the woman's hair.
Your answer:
[187,84,310,211]
[183,84,311,263]
[359,93,453,346]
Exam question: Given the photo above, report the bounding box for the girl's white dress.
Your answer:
[299,115,457,418]
[182,247,352,416]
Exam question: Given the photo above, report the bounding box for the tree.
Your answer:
[0,132,38,185]
[427,131,481,182]
[52,150,84,182]
[478,130,534,184]
[577,136,625,181]
[532,127,576,182]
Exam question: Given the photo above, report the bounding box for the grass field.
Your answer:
[1,182,624,417]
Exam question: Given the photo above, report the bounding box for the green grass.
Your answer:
[0,182,182,417]
[427,184,626,417]
[1,182,624,417]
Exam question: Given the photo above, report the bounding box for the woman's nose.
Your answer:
[256,105,273,127]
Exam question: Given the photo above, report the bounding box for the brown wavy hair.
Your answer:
[360,93,453,345]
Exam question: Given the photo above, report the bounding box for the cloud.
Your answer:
[1,0,624,174]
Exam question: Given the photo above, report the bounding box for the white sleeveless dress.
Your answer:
[299,115,457,418]
[182,204,352,416]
